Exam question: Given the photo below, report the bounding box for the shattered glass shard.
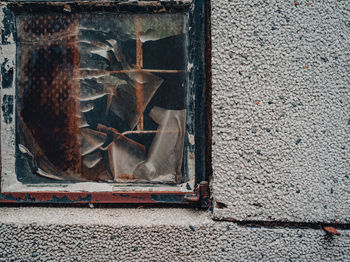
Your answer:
[110,72,163,129]
[82,151,103,169]
[79,114,89,128]
[81,128,107,156]
[79,78,106,101]
[133,106,186,182]
[95,75,127,88]
[139,29,162,43]
[80,101,95,113]
[18,144,33,158]
[102,134,146,180]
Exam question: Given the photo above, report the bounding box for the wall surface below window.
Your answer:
[1,0,350,261]
[1,208,350,261]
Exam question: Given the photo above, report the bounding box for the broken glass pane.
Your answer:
[16,12,188,184]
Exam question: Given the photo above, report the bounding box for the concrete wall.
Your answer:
[1,0,350,261]
[211,0,350,223]
[1,208,350,262]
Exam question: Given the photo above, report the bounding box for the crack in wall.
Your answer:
[213,217,350,231]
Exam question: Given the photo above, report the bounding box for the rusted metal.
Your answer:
[184,181,210,208]
[135,16,144,70]
[7,2,191,14]
[323,226,341,236]
[0,183,209,206]
[135,15,144,130]
[205,0,213,183]
[0,191,190,204]
[18,14,82,176]
[136,83,144,130]
[80,69,185,78]
[121,130,178,136]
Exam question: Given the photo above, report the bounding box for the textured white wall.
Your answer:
[211,0,350,223]
[0,208,350,262]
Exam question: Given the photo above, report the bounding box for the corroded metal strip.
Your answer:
[135,15,144,130]
[80,69,185,78]
[0,191,192,204]
[7,1,191,14]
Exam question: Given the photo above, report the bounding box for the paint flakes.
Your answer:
[63,5,72,13]
[1,8,15,44]
[1,58,14,89]
[2,95,14,124]
[188,133,195,145]
[323,226,341,236]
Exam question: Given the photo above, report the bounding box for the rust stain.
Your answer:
[323,226,341,236]
[18,14,81,176]
[97,123,146,152]
[0,191,193,204]
[135,16,143,69]
[136,1,163,7]
[136,81,144,130]
[63,4,71,13]
[135,15,144,130]
[205,0,213,183]
[117,173,136,180]
[79,69,184,78]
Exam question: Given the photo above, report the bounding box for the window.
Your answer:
[0,0,209,206]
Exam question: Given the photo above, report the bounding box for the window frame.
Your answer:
[0,0,210,207]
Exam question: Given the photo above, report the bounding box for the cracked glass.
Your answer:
[15,12,192,185]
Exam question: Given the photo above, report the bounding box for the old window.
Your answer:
[0,0,209,206]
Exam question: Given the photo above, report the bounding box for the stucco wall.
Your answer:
[211,0,350,223]
[1,0,350,261]
[1,208,350,262]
